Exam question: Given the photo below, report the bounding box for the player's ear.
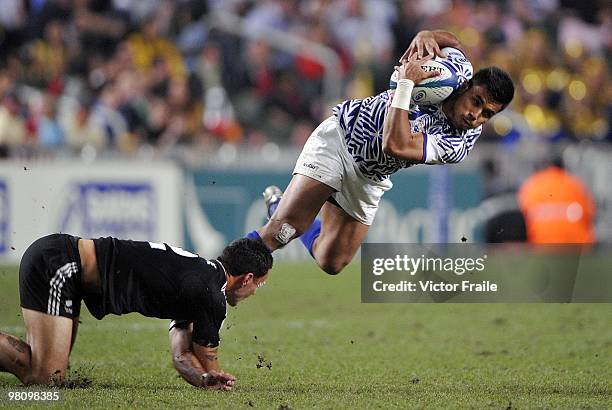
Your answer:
[242,272,254,287]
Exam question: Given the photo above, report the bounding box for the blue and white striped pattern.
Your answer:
[409,104,482,164]
[332,49,480,181]
[332,92,481,181]
[334,92,409,181]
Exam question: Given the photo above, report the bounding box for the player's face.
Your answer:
[226,272,269,306]
[448,84,503,131]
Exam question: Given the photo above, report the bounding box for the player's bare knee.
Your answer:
[317,256,350,276]
[22,373,41,386]
[26,361,67,386]
[25,368,64,386]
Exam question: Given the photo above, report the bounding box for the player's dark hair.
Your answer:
[471,67,514,109]
[218,238,273,278]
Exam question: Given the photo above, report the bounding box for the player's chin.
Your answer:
[226,295,238,306]
[455,120,470,131]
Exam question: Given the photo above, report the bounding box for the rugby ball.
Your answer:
[389,47,471,105]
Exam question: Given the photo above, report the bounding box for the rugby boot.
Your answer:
[262,185,283,219]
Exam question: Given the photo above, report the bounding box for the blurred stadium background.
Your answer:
[0,0,610,260]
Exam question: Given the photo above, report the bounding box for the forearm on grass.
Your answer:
[172,349,208,388]
[193,344,221,373]
[169,325,208,387]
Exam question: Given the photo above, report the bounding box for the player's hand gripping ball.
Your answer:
[390,47,472,105]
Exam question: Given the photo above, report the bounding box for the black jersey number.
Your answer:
[148,242,198,258]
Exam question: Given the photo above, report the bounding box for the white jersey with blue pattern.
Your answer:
[332,49,481,182]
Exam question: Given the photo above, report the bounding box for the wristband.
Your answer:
[391,79,414,111]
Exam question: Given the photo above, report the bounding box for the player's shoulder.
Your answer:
[447,124,482,140]
[180,260,226,314]
[409,104,438,115]
[361,90,391,108]
[464,125,482,137]
[198,259,227,290]
[410,105,482,139]
[408,104,444,123]
[197,263,227,317]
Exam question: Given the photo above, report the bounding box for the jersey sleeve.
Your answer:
[191,296,227,348]
[168,319,191,332]
[167,318,221,348]
[192,320,221,347]
[423,127,481,165]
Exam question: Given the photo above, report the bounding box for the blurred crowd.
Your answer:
[0,0,610,159]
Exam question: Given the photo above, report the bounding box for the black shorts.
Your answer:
[19,234,82,319]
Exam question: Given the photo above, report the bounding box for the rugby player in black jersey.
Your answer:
[0,234,272,389]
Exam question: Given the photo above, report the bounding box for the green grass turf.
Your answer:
[0,263,611,409]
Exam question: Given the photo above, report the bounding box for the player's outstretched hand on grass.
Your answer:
[201,370,236,390]
[401,30,447,61]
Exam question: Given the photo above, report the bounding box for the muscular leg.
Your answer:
[0,331,31,382]
[66,316,79,371]
[311,202,370,275]
[257,174,368,274]
[70,317,79,354]
[24,308,74,385]
[258,174,334,251]
[0,308,74,385]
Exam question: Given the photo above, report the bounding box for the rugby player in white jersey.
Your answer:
[245,30,514,275]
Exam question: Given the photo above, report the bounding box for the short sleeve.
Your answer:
[168,319,221,348]
[192,318,221,348]
[423,127,481,165]
[191,295,227,348]
[168,319,191,332]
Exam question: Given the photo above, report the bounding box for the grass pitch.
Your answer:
[0,263,611,408]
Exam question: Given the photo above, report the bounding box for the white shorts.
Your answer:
[293,116,392,225]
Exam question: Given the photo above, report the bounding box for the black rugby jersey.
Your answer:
[84,237,227,347]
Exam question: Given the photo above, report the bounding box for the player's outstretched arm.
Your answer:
[382,54,439,162]
[401,30,466,61]
[193,342,236,390]
[169,325,236,390]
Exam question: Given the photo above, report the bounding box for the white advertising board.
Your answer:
[0,160,182,263]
